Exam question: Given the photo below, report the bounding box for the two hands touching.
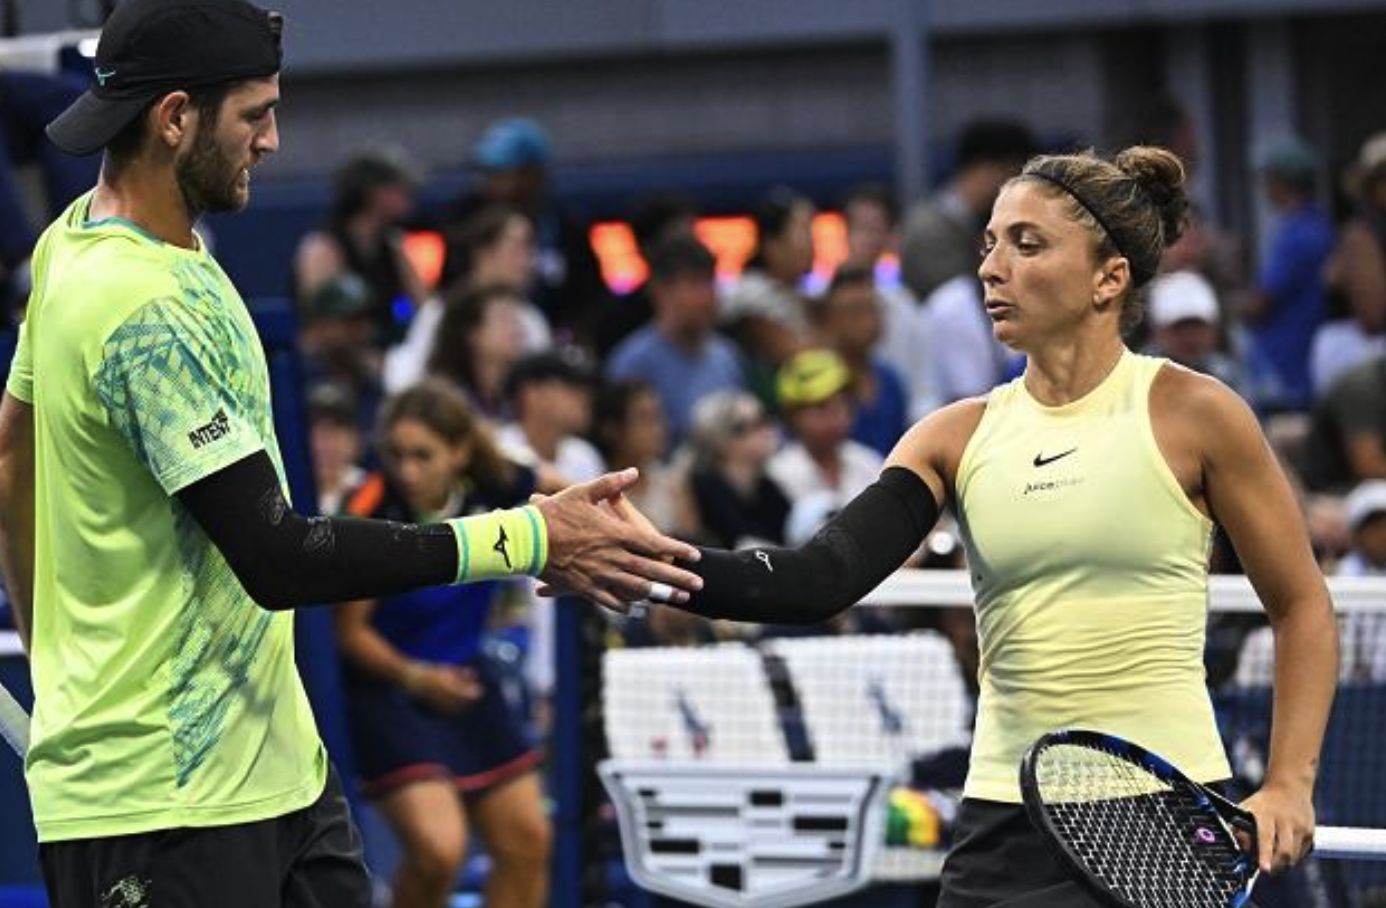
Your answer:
[530,467,701,610]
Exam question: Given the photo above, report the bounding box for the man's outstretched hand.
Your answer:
[533,468,701,609]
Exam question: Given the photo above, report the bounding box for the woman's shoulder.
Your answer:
[1149,360,1262,460]
[1149,359,1243,417]
[887,396,989,496]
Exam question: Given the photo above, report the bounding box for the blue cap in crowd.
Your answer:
[473,117,552,171]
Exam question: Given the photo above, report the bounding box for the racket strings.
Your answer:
[1037,743,1249,908]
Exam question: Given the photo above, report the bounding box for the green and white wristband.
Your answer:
[447,505,548,583]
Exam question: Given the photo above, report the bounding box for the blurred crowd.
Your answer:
[275,113,1386,649]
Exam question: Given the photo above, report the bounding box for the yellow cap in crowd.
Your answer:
[777,349,851,408]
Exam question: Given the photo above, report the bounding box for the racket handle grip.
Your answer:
[0,681,29,759]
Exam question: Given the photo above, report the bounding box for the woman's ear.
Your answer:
[1093,256,1131,308]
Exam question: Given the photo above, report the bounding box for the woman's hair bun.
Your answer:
[1114,145,1188,248]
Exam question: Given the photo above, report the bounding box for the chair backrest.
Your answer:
[603,643,788,763]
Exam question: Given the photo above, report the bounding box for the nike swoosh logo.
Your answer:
[1033,447,1077,467]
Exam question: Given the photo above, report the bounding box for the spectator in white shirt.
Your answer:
[924,274,1017,404]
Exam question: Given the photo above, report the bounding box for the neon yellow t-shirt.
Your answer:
[8,194,325,842]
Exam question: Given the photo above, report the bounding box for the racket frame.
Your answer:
[1019,728,1259,908]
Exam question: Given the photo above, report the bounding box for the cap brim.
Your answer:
[46,90,153,157]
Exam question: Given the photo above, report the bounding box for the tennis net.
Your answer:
[594,570,1386,906]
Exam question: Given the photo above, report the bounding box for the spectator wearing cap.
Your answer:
[1336,481,1386,680]
[812,265,910,456]
[684,390,791,550]
[442,117,607,343]
[1143,271,1244,396]
[498,349,605,483]
[607,233,746,448]
[1238,139,1334,410]
[900,119,1038,302]
[1317,133,1386,397]
[767,349,885,510]
[1236,477,1386,686]
[307,382,365,515]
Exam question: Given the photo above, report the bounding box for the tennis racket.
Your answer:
[1020,729,1259,908]
[0,678,28,758]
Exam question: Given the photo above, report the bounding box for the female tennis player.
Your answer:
[336,380,555,908]
[652,146,1338,906]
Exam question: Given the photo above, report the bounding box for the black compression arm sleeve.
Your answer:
[675,466,940,625]
[177,451,458,610]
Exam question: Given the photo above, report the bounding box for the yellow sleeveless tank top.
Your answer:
[955,349,1230,802]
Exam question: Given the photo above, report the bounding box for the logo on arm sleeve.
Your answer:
[187,408,231,450]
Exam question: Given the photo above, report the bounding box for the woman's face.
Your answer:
[386,418,469,514]
[469,297,527,365]
[978,181,1123,352]
[720,408,778,468]
[477,215,536,288]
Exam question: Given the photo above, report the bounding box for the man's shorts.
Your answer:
[343,655,540,800]
[40,765,370,908]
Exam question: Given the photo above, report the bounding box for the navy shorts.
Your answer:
[343,656,539,800]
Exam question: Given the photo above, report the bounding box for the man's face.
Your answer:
[1155,318,1217,365]
[845,199,894,266]
[823,282,882,355]
[177,74,279,215]
[787,392,853,456]
[654,271,717,336]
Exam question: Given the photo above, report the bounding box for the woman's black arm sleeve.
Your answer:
[176,451,459,610]
[674,465,940,624]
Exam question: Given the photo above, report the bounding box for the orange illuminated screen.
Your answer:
[591,213,890,294]
[401,230,446,289]
[405,214,899,295]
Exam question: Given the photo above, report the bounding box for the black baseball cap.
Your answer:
[47,0,283,157]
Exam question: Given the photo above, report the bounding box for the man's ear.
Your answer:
[151,91,194,150]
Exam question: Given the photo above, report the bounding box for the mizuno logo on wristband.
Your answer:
[756,550,773,573]
[494,527,511,569]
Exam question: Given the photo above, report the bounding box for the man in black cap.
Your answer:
[0,2,702,906]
